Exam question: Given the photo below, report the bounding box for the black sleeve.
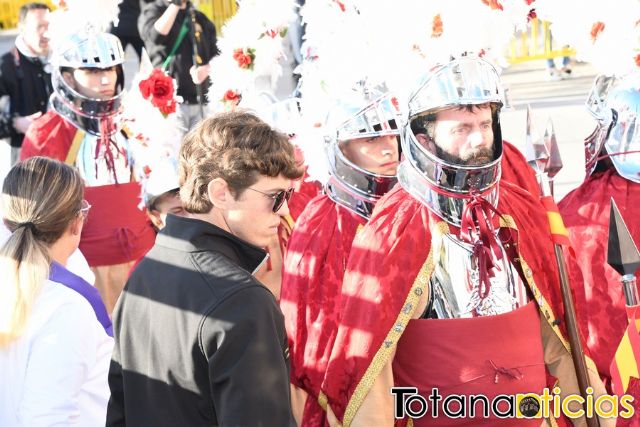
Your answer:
[0,59,15,139]
[105,300,126,427]
[202,286,295,427]
[138,2,168,46]
[201,14,219,60]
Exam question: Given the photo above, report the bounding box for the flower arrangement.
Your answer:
[138,69,178,117]
[222,89,242,107]
[232,47,257,70]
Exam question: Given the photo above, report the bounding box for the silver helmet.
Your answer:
[584,74,618,176]
[50,30,125,136]
[324,82,401,220]
[588,74,640,183]
[398,56,505,226]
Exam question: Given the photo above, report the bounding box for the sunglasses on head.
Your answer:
[247,187,294,213]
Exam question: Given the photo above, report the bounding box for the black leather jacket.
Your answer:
[0,47,52,147]
[107,215,295,427]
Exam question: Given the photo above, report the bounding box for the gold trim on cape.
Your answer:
[341,222,443,426]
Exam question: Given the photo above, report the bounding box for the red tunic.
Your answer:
[280,194,366,426]
[321,182,569,425]
[394,302,546,426]
[21,110,156,266]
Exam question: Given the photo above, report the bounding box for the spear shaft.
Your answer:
[187,2,205,120]
[525,108,598,426]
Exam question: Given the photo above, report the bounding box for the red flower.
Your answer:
[233,48,256,70]
[142,165,152,176]
[481,0,503,11]
[527,9,537,22]
[333,0,346,12]
[524,0,535,5]
[591,21,605,43]
[432,14,443,38]
[635,54,640,68]
[158,100,177,116]
[222,89,241,107]
[139,69,176,117]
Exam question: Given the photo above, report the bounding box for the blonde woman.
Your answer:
[0,157,113,427]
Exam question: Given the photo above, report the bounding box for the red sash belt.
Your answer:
[393,301,545,426]
[79,182,156,266]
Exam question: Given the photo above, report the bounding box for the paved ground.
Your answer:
[0,30,598,200]
[499,60,598,200]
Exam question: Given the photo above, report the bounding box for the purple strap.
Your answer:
[49,261,113,337]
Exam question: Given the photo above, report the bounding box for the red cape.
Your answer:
[559,169,640,386]
[21,110,78,161]
[280,194,365,426]
[321,182,569,425]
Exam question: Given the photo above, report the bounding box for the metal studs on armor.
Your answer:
[394,324,403,333]
[414,288,423,296]
[402,303,413,314]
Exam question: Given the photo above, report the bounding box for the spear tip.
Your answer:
[544,118,563,178]
[607,198,640,276]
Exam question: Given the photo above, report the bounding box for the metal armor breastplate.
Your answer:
[424,232,530,319]
[77,131,132,186]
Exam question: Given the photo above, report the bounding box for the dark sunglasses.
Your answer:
[247,187,294,213]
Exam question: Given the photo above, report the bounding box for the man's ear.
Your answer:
[147,210,164,230]
[415,133,437,153]
[61,71,75,89]
[207,177,232,210]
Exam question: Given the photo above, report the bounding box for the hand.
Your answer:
[12,111,42,134]
[190,64,211,85]
[167,0,187,9]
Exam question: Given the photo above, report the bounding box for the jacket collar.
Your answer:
[157,215,268,274]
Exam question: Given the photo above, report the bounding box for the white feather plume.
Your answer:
[122,50,183,203]
[295,0,529,183]
[48,0,122,53]
[207,0,297,112]
[536,0,640,76]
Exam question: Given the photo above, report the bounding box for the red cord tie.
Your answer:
[96,121,128,184]
[460,193,505,299]
[489,359,523,384]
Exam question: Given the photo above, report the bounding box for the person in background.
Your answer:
[0,157,112,427]
[280,82,401,426]
[110,0,144,61]
[0,3,52,166]
[560,74,640,405]
[20,29,156,315]
[139,0,219,132]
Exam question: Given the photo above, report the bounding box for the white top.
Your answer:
[0,280,113,427]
